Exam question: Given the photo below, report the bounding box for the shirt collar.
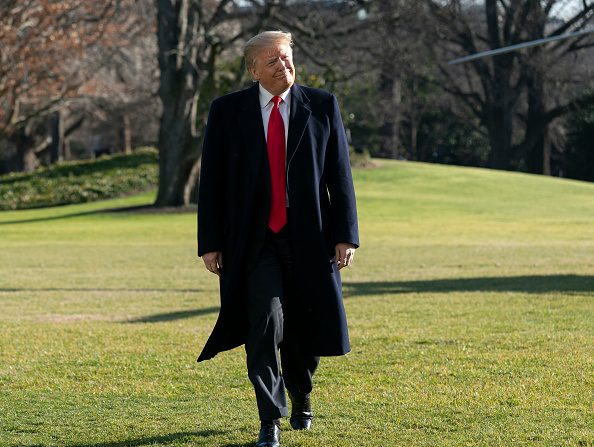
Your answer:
[258,83,291,109]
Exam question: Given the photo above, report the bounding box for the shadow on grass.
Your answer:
[63,429,226,447]
[124,307,220,323]
[0,204,196,225]
[0,209,110,225]
[343,274,594,296]
[0,287,201,293]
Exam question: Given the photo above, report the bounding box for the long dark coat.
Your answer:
[197,82,359,362]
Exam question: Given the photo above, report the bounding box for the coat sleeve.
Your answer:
[197,99,225,257]
[325,94,360,248]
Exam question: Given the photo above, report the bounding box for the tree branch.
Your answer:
[545,90,594,122]
[548,4,594,37]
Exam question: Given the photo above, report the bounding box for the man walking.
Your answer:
[197,31,359,447]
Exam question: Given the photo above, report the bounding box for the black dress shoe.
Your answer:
[289,391,313,430]
[256,423,280,447]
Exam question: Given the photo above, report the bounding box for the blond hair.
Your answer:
[244,31,293,71]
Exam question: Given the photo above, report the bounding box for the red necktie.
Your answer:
[267,96,287,233]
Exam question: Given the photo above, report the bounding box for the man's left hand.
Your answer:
[335,243,356,270]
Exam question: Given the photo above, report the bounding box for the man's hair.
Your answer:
[244,31,293,71]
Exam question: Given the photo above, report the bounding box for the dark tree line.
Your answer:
[425,0,594,174]
[1,0,593,207]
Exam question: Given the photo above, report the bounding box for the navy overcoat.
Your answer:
[197,82,359,362]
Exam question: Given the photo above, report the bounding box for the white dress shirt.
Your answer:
[259,84,290,148]
[259,84,291,205]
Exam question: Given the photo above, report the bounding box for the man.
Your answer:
[197,30,359,447]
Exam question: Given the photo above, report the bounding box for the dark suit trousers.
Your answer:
[245,225,320,421]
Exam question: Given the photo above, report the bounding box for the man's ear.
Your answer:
[249,65,260,81]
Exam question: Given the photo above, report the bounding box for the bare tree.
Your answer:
[0,0,146,172]
[155,0,284,206]
[425,0,594,172]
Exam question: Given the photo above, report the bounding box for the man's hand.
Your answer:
[335,243,356,270]
[203,251,223,276]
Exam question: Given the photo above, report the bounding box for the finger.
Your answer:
[346,250,355,266]
[217,252,223,268]
[212,260,220,274]
[335,246,341,264]
[204,260,218,275]
[338,253,347,270]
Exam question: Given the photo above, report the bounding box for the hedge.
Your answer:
[0,148,158,210]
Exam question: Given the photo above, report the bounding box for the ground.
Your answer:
[0,160,592,446]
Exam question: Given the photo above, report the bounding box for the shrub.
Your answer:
[0,148,158,210]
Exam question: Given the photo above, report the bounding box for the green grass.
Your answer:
[0,160,592,447]
[0,148,158,210]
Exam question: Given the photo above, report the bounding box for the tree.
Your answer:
[425,0,594,172]
[563,92,594,181]
[78,0,159,158]
[262,0,391,160]
[155,0,281,206]
[154,0,377,206]
[0,0,146,172]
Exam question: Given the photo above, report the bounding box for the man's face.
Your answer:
[250,43,295,95]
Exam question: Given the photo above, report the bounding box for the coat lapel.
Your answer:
[240,82,265,150]
[239,83,268,191]
[287,84,311,165]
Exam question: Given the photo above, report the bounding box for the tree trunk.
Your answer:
[411,116,419,161]
[49,110,65,164]
[154,0,202,207]
[377,0,402,159]
[378,69,402,158]
[64,139,72,161]
[22,146,38,172]
[521,3,548,174]
[183,155,201,205]
[485,101,514,170]
[542,126,551,175]
[122,112,132,154]
[483,1,517,171]
[10,129,38,172]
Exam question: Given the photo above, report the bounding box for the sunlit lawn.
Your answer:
[1,160,592,446]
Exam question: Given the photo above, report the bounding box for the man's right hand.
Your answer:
[202,251,223,276]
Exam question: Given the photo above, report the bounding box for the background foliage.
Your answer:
[1,0,593,207]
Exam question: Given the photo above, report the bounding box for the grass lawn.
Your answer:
[0,159,592,447]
